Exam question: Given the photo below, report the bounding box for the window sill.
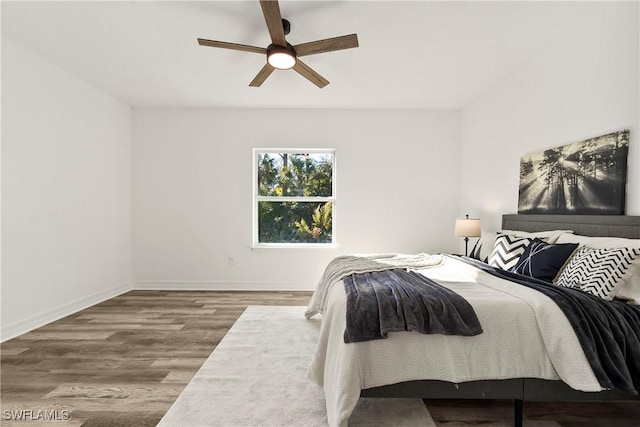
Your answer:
[251,243,338,250]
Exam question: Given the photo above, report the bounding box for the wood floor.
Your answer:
[1,290,310,426]
[2,290,639,427]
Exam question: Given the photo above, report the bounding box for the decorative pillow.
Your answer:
[489,235,534,271]
[510,238,578,283]
[469,232,497,263]
[556,246,640,301]
[555,234,640,303]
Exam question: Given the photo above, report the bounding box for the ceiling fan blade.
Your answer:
[198,38,267,55]
[260,0,287,46]
[249,63,276,87]
[294,34,359,57]
[292,59,329,88]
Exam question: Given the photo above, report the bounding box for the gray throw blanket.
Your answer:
[343,269,483,343]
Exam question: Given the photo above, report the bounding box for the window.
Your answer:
[253,149,335,247]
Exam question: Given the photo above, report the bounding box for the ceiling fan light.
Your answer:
[267,47,296,70]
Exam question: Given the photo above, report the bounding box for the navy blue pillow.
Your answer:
[510,238,578,283]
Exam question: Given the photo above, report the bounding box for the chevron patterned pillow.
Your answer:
[489,235,534,271]
[556,246,640,301]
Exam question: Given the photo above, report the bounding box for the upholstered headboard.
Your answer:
[502,214,640,239]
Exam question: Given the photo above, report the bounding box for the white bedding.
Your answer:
[306,256,603,427]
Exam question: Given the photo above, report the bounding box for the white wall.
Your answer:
[1,38,133,340]
[133,108,460,289]
[460,2,640,231]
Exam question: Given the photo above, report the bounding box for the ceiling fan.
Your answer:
[197,0,359,88]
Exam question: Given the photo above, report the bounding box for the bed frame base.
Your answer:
[361,379,527,425]
[361,379,639,427]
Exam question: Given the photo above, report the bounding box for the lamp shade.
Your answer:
[454,217,481,238]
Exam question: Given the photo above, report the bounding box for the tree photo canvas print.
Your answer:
[518,130,629,215]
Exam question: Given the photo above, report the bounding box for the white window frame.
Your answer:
[252,148,337,249]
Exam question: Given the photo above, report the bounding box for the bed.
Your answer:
[305,214,640,427]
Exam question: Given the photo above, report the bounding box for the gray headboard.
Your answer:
[502,214,640,239]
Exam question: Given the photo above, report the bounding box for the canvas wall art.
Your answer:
[518,130,629,215]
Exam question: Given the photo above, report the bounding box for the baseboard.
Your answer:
[133,280,315,291]
[1,281,133,342]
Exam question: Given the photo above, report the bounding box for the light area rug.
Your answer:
[158,305,435,427]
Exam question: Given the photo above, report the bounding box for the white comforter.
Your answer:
[306,256,603,427]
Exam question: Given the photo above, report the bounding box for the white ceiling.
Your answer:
[2,1,593,109]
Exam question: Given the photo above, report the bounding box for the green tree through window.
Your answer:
[254,150,335,245]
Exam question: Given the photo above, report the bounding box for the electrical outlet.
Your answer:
[228,256,234,265]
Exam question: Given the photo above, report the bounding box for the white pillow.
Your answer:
[555,234,640,303]
[501,229,573,244]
